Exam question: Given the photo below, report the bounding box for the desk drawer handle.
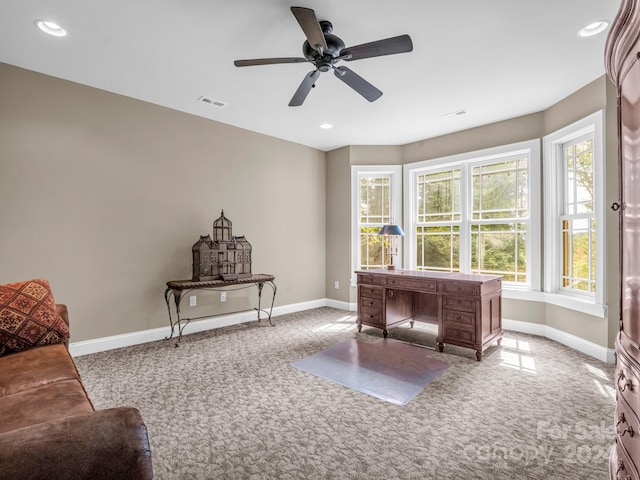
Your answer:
[618,371,634,393]
[367,301,375,306]
[388,291,394,297]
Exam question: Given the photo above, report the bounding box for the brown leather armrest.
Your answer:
[56,304,69,327]
[55,304,70,349]
[0,407,154,480]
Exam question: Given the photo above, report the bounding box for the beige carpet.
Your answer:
[74,308,615,479]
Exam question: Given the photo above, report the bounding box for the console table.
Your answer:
[356,269,502,361]
[164,274,276,345]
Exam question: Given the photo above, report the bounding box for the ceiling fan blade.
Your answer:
[342,34,413,61]
[289,70,321,107]
[334,66,382,102]
[234,57,309,67]
[290,6,328,52]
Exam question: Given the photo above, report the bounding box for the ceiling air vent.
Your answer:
[197,96,226,107]
[442,109,468,119]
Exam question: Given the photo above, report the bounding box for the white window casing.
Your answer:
[351,165,402,285]
[404,139,541,291]
[543,110,606,317]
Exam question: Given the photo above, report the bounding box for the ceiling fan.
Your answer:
[233,6,413,106]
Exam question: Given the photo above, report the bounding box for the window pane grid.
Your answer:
[470,223,527,282]
[417,170,461,223]
[472,158,528,220]
[358,176,392,270]
[411,148,533,286]
[560,136,596,295]
[415,169,461,271]
[470,157,529,283]
[360,177,391,224]
[360,226,384,270]
[560,217,596,294]
[416,225,460,272]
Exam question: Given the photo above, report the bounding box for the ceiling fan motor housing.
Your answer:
[302,20,345,71]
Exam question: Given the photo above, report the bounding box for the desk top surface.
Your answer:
[167,274,275,290]
[355,269,502,283]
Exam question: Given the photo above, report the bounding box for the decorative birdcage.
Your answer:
[191,210,253,281]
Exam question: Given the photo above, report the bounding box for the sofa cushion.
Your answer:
[0,279,70,356]
[0,407,154,480]
[0,379,94,434]
[0,343,82,397]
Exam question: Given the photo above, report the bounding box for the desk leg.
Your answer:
[255,281,277,326]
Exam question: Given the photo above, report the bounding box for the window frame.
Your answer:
[543,110,605,316]
[404,139,541,291]
[351,165,403,285]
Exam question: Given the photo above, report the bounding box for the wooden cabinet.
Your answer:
[356,269,502,361]
[606,2,640,476]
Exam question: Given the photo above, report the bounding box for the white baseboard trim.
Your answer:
[503,318,615,364]
[325,298,357,311]
[70,301,615,364]
[71,298,327,357]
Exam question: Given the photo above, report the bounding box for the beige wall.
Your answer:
[326,147,351,303]
[1,60,621,351]
[402,112,545,164]
[0,63,326,342]
[326,75,619,349]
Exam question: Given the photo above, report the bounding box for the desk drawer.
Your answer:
[443,296,476,312]
[359,305,383,326]
[359,285,384,299]
[443,325,475,344]
[444,282,477,295]
[443,309,475,327]
[359,297,382,310]
[358,274,384,286]
[385,276,437,292]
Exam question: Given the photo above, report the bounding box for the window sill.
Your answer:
[503,289,607,318]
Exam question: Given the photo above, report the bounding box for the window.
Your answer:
[415,168,461,272]
[405,140,540,289]
[351,166,402,277]
[470,158,529,282]
[543,111,605,313]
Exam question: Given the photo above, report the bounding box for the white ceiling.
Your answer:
[0,0,619,152]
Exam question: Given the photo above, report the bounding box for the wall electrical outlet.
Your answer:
[189,295,196,307]
[220,291,227,302]
[334,281,340,289]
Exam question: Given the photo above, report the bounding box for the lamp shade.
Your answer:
[379,224,405,236]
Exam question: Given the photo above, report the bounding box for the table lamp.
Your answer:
[379,224,405,270]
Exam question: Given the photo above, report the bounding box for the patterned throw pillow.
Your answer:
[0,279,69,356]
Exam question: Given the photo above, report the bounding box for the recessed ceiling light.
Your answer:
[320,123,333,129]
[578,21,609,37]
[34,19,67,37]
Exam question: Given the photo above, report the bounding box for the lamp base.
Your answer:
[386,265,396,270]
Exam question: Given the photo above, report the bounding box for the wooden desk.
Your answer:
[356,269,502,361]
[164,274,276,345]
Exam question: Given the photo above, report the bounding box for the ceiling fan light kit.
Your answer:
[233,6,413,106]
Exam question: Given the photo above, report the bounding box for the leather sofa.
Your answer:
[0,304,154,480]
